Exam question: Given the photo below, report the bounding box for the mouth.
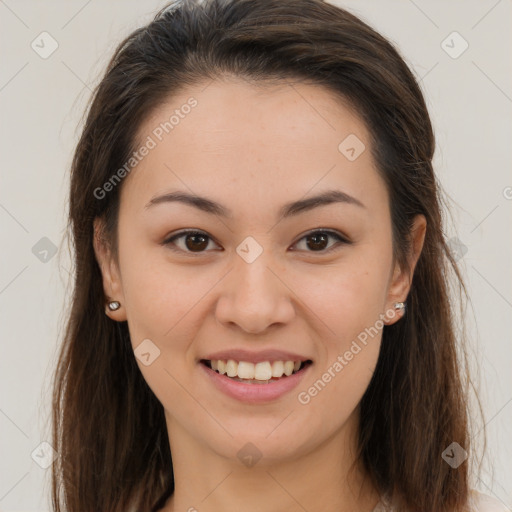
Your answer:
[200,358,313,384]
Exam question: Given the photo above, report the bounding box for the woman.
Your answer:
[50,0,506,511]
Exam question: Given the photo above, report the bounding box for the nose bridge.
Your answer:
[215,236,295,332]
[233,237,282,307]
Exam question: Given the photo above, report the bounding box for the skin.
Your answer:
[94,76,426,512]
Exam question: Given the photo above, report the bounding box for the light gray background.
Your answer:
[0,1,511,510]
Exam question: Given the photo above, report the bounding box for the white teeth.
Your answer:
[217,360,226,375]
[254,362,272,380]
[283,361,294,376]
[271,361,284,377]
[237,361,254,379]
[208,359,306,380]
[226,359,238,377]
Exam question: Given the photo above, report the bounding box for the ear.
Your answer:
[383,214,426,325]
[93,217,127,321]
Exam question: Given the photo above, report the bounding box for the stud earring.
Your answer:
[394,301,406,311]
[107,301,121,312]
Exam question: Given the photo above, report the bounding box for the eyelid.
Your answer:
[162,229,220,255]
[292,228,350,253]
[162,228,351,255]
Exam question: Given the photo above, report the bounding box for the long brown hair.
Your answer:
[50,1,481,510]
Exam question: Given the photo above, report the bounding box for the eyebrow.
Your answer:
[144,189,365,220]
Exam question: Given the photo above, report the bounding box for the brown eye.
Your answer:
[163,230,218,254]
[163,228,349,256]
[183,233,209,251]
[306,232,329,251]
[293,230,349,253]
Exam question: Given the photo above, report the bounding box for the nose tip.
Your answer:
[214,263,295,334]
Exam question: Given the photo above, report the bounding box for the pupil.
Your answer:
[186,234,208,251]
[307,233,328,251]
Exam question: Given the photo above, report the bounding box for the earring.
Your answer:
[394,301,406,311]
[107,301,121,311]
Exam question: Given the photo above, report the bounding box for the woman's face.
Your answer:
[95,77,425,465]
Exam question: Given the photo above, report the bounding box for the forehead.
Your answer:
[138,76,367,153]
[121,77,386,215]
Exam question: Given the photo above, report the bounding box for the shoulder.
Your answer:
[468,490,510,512]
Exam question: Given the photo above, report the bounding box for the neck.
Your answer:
[159,409,381,512]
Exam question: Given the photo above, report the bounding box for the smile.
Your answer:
[201,359,312,383]
[199,359,313,403]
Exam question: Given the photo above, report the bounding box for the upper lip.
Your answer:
[201,349,312,364]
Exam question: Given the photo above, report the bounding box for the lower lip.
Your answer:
[199,362,312,404]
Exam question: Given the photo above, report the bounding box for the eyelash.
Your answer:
[162,229,350,256]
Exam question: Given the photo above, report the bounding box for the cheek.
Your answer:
[295,263,387,427]
[298,336,380,439]
[293,250,390,425]
[117,235,198,353]
[119,255,206,422]
[293,248,392,333]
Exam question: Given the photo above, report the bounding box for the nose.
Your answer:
[214,251,296,334]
